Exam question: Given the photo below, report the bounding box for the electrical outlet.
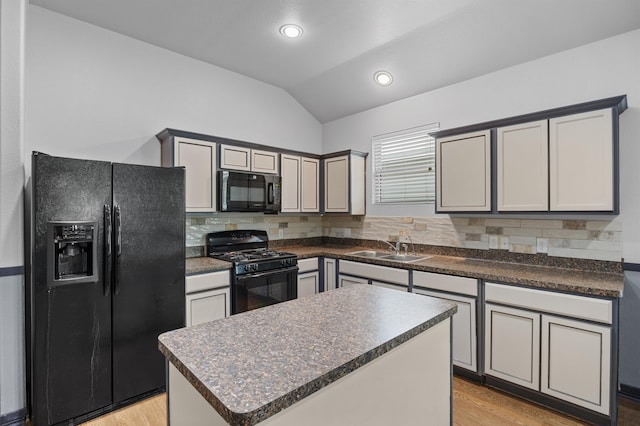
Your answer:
[489,235,498,249]
[537,238,548,254]
[500,236,509,250]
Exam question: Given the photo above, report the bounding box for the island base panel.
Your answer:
[167,318,452,425]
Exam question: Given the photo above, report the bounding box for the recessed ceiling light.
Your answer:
[279,24,303,39]
[374,71,393,86]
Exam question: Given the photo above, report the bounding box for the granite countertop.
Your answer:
[158,285,457,426]
[186,244,624,298]
[186,256,231,275]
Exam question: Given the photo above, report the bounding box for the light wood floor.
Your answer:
[81,377,640,425]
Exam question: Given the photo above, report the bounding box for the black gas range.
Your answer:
[206,230,298,314]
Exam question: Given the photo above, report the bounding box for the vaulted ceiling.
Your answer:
[31,0,640,123]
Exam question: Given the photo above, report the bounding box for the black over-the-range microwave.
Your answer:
[218,170,281,213]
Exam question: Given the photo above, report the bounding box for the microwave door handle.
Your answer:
[267,182,274,204]
[113,204,122,295]
[103,204,112,296]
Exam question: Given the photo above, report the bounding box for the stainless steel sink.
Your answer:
[380,254,431,263]
[346,250,388,257]
[347,250,431,263]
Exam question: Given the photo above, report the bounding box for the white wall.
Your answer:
[0,0,26,419]
[25,6,322,168]
[323,29,640,262]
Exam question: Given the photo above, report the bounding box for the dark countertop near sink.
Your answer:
[159,285,457,426]
[186,244,624,298]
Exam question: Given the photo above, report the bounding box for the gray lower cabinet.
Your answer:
[297,258,320,298]
[484,282,613,416]
[323,258,337,292]
[484,303,540,390]
[412,271,478,373]
[185,271,230,326]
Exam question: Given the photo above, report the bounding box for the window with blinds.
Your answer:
[372,123,439,204]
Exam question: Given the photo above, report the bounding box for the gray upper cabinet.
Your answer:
[497,120,548,212]
[436,130,491,212]
[157,129,367,215]
[158,134,216,213]
[433,95,626,214]
[549,108,614,211]
[220,144,279,174]
[323,151,367,215]
[281,154,320,213]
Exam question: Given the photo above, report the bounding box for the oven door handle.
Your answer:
[236,265,299,280]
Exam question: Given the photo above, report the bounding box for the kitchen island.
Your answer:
[158,285,457,425]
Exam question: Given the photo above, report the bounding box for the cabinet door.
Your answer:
[485,304,540,390]
[281,154,301,212]
[549,108,614,211]
[298,271,319,298]
[301,157,320,212]
[185,287,230,327]
[436,130,491,212]
[414,288,477,372]
[251,149,279,174]
[497,121,548,211]
[174,138,216,212]
[220,144,251,171]
[541,315,611,415]
[324,156,349,212]
[338,274,368,287]
[323,258,336,292]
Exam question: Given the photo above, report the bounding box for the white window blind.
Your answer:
[372,123,439,204]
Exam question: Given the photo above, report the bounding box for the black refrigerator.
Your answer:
[26,152,185,425]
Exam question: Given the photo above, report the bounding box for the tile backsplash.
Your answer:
[186,213,323,250]
[323,216,622,262]
[186,214,622,262]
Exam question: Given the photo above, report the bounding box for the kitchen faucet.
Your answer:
[379,234,416,255]
[379,239,400,254]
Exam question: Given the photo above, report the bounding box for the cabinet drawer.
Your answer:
[485,282,612,324]
[297,257,319,273]
[186,270,230,294]
[372,281,408,291]
[413,271,477,296]
[339,260,409,285]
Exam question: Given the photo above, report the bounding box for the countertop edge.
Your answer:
[159,303,457,426]
[186,246,623,298]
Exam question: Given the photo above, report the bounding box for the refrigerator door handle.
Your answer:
[104,204,112,296]
[114,204,122,295]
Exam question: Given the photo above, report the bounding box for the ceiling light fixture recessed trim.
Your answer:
[374,71,393,86]
[279,24,303,38]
